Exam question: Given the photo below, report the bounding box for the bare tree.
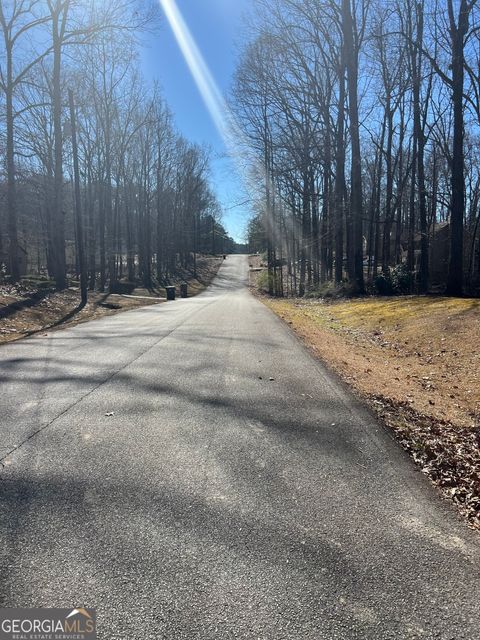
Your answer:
[0,0,50,280]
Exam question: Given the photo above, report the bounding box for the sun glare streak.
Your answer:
[157,0,235,145]
[157,0,302,251]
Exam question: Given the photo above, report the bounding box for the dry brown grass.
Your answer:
[262,294,480,529]
[266,296,480,428]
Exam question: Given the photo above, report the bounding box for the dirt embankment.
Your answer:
[0,255,222,345]
[256,278,480,529]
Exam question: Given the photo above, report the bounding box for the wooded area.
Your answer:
[236,0,480,297]
[0,0,236,297]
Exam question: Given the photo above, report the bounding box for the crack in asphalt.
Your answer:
[0,295,218,469]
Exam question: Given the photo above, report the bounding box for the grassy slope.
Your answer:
[262,294,480,529]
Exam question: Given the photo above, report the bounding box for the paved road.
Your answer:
[0,255,479,640]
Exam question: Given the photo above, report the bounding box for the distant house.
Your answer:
[390,221,467,287]
[398,221,474,288]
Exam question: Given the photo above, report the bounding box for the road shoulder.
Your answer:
[260,294,480,532]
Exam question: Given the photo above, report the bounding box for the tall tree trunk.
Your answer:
[320,132,331,283]
[446,0,469,296]
[105,112,116,292]
[342,0,365,293]
[382,96,394,273]
[263,108,274,296]
[5,41,20,281]
[311,168,320,285]
[411,2,429,292]
[125,182,135,282]
[68,89,87,305]
[87,165,96,290]
[52,8,66,289]
[299,173,310,296]
[334,58,346,284]
[407,137,417,273]
[99,181,106,291]
[373,114,386,276]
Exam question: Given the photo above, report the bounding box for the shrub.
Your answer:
[373,271,393,296]
[390,264,414,294]
[256,270,281,293]
[373,265,414,295]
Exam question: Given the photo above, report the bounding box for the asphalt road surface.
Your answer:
[0,255,479,640]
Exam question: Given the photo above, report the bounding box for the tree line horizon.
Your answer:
[1,0,480,299]
[0,0,239,298]
[236,0,480,298]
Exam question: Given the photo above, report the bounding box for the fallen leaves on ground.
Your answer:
[372,395,480,530]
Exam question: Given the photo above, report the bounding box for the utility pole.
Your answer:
[68,89,88,306]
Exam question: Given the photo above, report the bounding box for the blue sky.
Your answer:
[140,0,253,243]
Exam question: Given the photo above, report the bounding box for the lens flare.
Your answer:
[157,0,301,263]
[157,0,237,150]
